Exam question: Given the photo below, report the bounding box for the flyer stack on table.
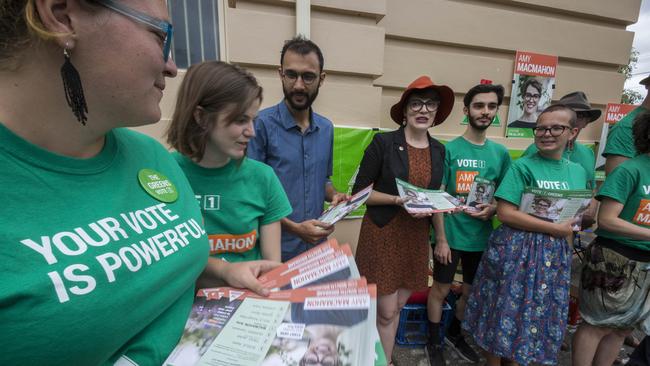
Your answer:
[164,238,386,366]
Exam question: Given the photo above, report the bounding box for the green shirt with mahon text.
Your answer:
[596,154,650,251]
[0,124,209,365]
[603,106,648,159]
[495,153,588,207]
[442,137,511,251]
[174,153,292,263]
[523,141,595,189]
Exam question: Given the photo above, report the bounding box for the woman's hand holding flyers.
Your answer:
[464,203,496,221]
[551,218,578,239]
[434,241,452,265]
[219,260,281,297]
[330,192,351,206]
[393,195,410,207]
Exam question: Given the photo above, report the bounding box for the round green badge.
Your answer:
[138,169,179,203]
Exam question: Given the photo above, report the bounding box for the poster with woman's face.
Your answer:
[506,51,558,138]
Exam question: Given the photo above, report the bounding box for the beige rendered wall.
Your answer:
[135,0,642,253]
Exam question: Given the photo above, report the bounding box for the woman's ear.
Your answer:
[34,0,77,49]
[193,106,205,126]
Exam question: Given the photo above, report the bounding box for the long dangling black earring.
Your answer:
[60,45,88,125]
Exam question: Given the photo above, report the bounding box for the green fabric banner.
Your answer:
[330,126,384,218]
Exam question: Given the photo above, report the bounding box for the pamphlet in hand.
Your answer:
[258,242,360,291]
[164,283,379,366]
[163,239,386,366]
[518,187,592,230]
[464,177,496,212]
[395,178,461,213]
[318,184,373,225]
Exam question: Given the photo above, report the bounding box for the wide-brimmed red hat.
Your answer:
[390,76,454,126]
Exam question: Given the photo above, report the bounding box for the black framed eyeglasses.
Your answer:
[533,125,570,137]
[524,93,541,101]
[408,99,440,113]
[281,70,319,85]
[93,0,173,62]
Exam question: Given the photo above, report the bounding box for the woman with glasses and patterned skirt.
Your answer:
[463,105,589,365]
[572,110,650,366]
[166,61,291,283]
[351,76,454,365]
[0,2,275,365]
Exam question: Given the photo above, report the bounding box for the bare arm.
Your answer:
[259,221,282,262]
[598,198,650,241]
[325,182,349,206]
[497,200,575,238]
[364,190,403,206]
[605,155,630,176]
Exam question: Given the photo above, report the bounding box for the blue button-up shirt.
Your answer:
[247,101,333,261]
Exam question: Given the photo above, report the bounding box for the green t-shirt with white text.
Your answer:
[442,137,511,251]
[523,141,595,189]
[174,154,292,262]
[495,153,588,207]
[603,106,648,159]
[0,124,209,366]
[595,154,650,251]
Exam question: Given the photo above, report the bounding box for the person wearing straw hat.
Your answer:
[351,76,454,365]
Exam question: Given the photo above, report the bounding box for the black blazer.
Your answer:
[352,127,445,228]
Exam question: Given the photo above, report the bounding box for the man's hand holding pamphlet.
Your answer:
[164,239,386,366]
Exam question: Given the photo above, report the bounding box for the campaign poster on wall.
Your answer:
[594,103,638,181]
[506,51,558,138]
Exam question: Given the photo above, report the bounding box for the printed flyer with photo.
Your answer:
[164,248,384,366]
[506,51,558,138]
[395,178,461,213]
[464,177,496,212]
[519,187,592,230]
[319,184,373,225]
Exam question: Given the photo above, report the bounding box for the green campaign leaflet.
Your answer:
[519,187,592,230]
[465,177,496,212]
[395,178,461,213]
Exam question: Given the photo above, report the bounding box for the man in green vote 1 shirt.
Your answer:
[426,82,511,365]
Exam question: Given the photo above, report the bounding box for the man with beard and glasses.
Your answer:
[426,82,511,365]
[248,37,348,262]
[522,91,601,227]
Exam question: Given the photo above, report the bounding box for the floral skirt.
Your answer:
[462,225,571,365]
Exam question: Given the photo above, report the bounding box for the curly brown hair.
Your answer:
[633,110,650,155]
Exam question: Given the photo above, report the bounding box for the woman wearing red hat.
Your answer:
[351,76,454,364]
